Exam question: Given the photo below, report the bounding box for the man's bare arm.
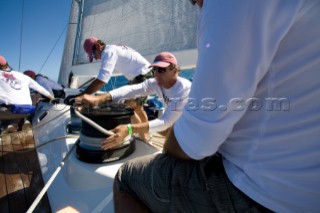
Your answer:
[81,78,105,95]
[163,127,192,160]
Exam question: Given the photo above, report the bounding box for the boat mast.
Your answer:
[72,0,85,67]
[58,0,83,86]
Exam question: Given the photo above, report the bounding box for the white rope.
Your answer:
[91,192,114,213]
[73,109,114,136]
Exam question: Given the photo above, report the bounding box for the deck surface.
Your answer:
[0,127,165,213]
[149,132,166,151]
[0,129,51,213]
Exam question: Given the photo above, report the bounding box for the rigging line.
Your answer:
[18,0,25,71]
[38,23,68,73]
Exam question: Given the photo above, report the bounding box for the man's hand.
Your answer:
[74,94,105,109]
[100,125,128,150]
[64,94,79,105]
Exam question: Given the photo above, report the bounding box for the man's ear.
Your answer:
[173,67,179,74]
[97,41,104,51]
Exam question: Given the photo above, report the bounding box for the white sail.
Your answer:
[58,0,199,87]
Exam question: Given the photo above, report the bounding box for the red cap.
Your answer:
[149,52,177,68]
[0,55,7,66]
[83,37,98,62]
[23,70,36,79]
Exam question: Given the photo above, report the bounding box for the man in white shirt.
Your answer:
[75,52,191,148]
[0,55,54,133]
[111,0,320,212]
[75,37,153,141]
[81,37,152,94]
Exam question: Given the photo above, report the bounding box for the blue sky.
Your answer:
[0,0,72,82]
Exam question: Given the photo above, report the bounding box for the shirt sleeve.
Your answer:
[28,78,52,98]
[174,0,293,160]
[148,107,181,133]
[109,79,157,103]
[149,86,190,133]
[36,76,54,96]
[97,49,117,83]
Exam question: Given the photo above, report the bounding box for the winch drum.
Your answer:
[76,103,135,163]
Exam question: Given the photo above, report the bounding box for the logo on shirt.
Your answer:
[116,44,136,52]
[162,92,171,105]
[1,72,22,90]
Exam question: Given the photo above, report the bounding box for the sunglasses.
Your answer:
[190,0,196,5]
[92,45,97,58]
[0,65,12,72]
[153,66,171,74]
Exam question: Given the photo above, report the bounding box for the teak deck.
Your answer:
[0,129,51,213]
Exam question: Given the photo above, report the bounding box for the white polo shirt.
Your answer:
[0,70,51,105]
[110,77,191,133]
[174,1,320,212]
[97,45,151,83]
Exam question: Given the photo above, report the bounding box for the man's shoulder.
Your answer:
[105,44,133,51]
[144,78,157,85]
[36,75,47,80]
[108,45,143,56]
[103,45,116,52]
[104,45,133,58]
[177,77,192,87]
[12,70,27,79]
[171,77,191,96]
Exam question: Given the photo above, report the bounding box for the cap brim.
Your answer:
[149,61,170,68]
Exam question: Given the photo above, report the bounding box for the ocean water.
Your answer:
[100,68,195,92]
[179,69,195,82]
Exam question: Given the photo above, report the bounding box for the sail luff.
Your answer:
[58,0,80,86]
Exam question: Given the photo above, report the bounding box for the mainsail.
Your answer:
[58,0,199,87]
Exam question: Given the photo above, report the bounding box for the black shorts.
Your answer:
[114,153,272,213]
[128,71,154,85]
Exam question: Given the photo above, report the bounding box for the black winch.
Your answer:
[76,103,135,164]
